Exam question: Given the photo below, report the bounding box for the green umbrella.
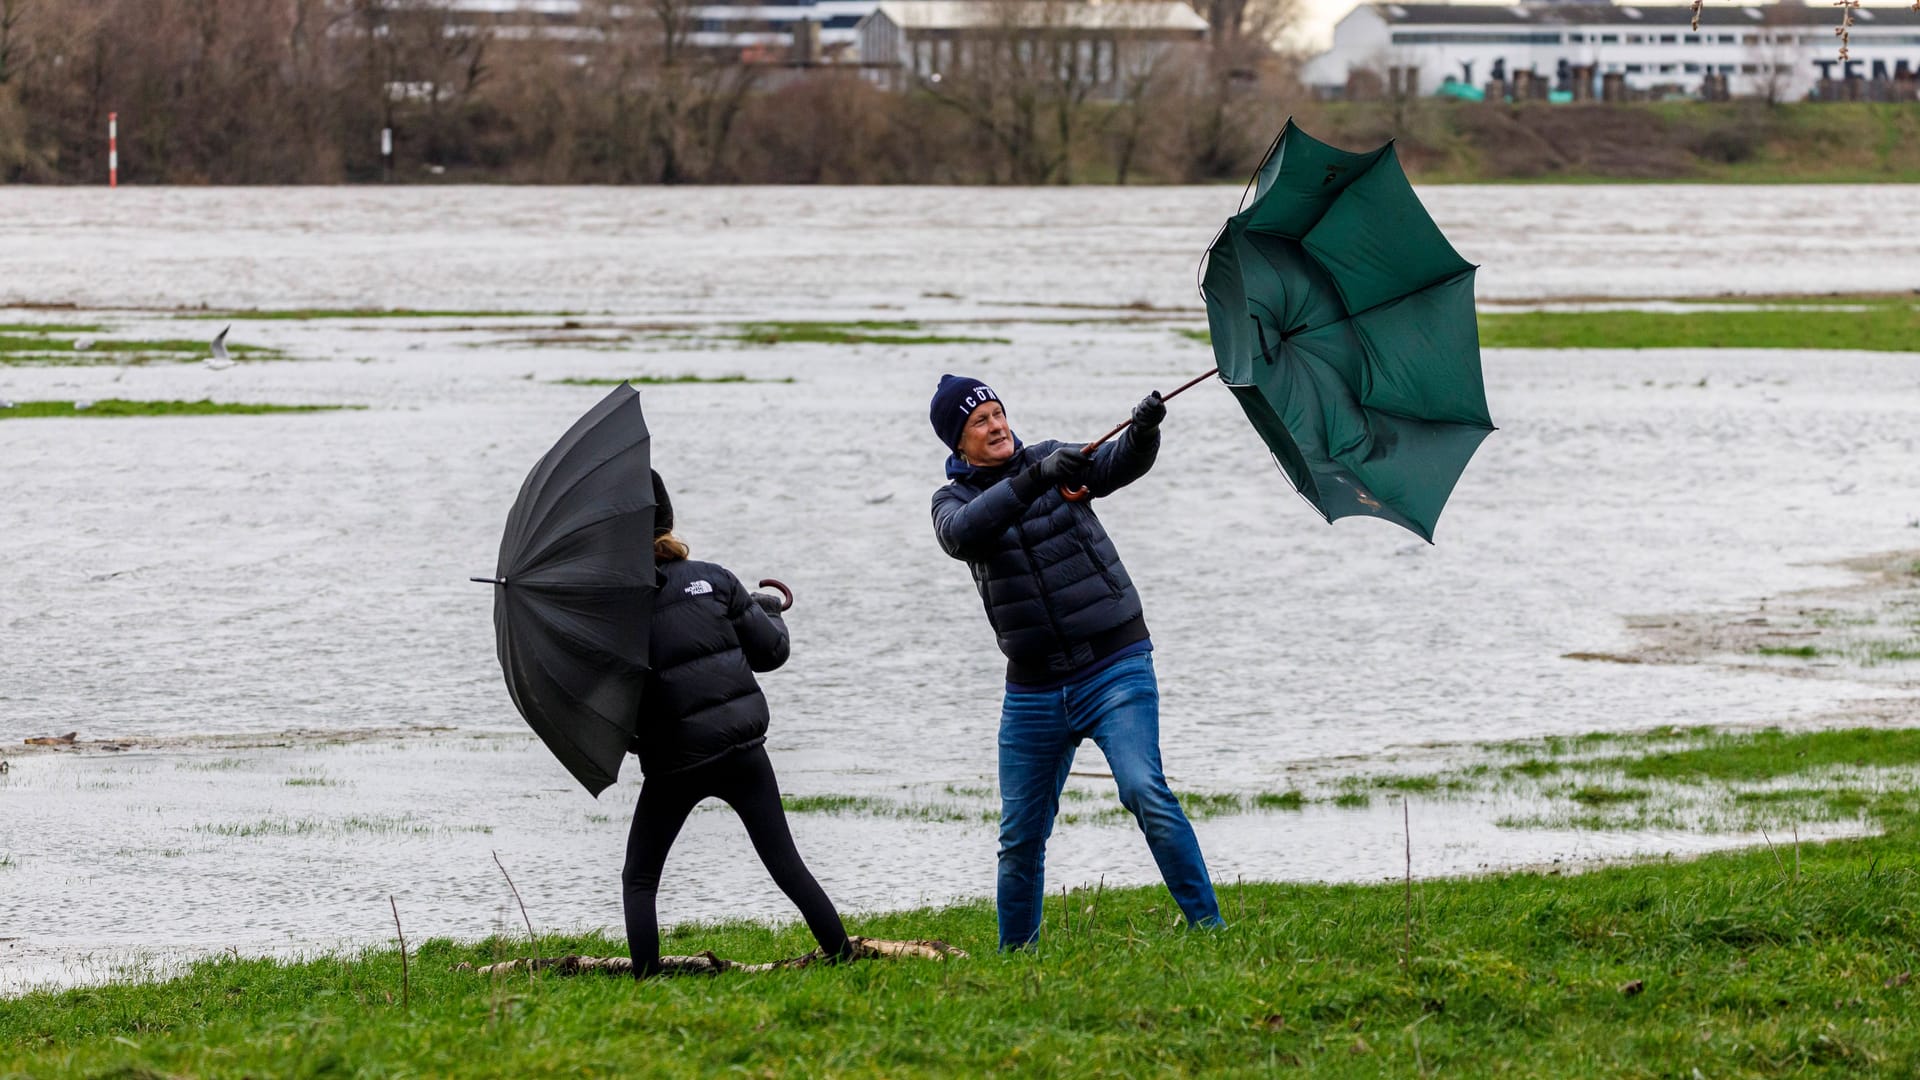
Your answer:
[1198,118,1495,542]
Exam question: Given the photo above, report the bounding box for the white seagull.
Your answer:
[205,325,236,371]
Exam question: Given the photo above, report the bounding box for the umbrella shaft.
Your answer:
[1077,368,1220,455]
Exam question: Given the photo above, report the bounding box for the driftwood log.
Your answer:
[455,936,967,977]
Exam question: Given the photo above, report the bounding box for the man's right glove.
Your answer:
[750,592,786,616]
[1033,446,1092,486]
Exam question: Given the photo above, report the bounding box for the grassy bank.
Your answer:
[6,728,1919,1077]
[1317,101,1920,184]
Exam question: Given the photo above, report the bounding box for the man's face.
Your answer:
[956,401,1015,467]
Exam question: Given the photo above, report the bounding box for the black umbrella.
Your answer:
[474,383,656,796]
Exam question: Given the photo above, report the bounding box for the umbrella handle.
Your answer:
[1060,369,1220,504]
[757,578,794,612]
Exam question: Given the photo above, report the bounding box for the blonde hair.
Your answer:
[654,532,689,563]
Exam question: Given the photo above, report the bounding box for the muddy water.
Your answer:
[1,186,1917,992]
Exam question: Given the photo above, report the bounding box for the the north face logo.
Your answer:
[684,580,713,596]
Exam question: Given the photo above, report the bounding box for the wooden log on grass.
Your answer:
[455,936,968,977]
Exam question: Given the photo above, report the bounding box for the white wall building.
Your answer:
[855,1,1209,88]
[1304,2,1920,100]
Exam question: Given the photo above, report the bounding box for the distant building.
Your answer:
[1304,2,1920,101]
[855,1,1210,91]
[446,0,877,64]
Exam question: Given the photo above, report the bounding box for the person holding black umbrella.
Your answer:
[928,375,1223,951]
[619,470,853,978]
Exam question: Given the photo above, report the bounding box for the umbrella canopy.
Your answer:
[1200,118,1494,542]
[481,383,656,795]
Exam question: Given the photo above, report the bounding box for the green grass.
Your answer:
[1477,303,1920,352]
[735,321,1011,347]
[0,400,357,420]
[9,728,1920,1075]
[551,374,794,386]
[7,805,1920,1077]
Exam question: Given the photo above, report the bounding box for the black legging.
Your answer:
[621,743,850,978]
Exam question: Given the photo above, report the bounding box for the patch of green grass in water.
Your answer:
[1255,790,1307,811]
[0,400,358,420]
[1602,727,1920,783]
[1756,644,1823,659]
[1174,327,1212,344]
[185,309,568,321]
[195,816,490,838]
[1567,785,1647,807]
[735,321,1010,347]
[0,322,104,334]
[0,335,280,362]
[1331,791,1371,808]
[550,374,794,387]
[1478,305,1920,352]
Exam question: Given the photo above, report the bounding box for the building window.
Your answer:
[1683,62,1701,73]
[1658,63,1676,73]
[1658,34,1677,43]
[1625,33,1644,43]
[1740,63,1758,73]
[1600,33,1619,43]
[1625,63,1644,72]
[1569,32,1585,42]
[1683,33,1700,43]
[1390,31,1564,44]
[1716,34,1736,43]
[1718,63,1735,73]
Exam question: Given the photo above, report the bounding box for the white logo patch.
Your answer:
[684,580,713,596]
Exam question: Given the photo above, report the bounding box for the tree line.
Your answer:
[0,0,1306,185]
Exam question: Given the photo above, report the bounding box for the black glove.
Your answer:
[1132,391,1166,430]
[751,592,785,616]
[1033,446,1092,486]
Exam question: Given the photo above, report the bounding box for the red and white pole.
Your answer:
[108,112,118,188]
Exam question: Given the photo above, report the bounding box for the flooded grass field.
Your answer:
[0,185,1916,992]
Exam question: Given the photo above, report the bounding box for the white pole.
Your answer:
[108,112,119,188]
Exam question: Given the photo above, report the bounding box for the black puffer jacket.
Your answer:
[634,558,789,777]
[931,427,1157,684]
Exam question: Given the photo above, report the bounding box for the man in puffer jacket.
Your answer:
[928,375,1222,950]
[622,470,852,978]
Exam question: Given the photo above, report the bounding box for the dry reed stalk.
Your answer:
[492,850,543,970]
[1690,0,1705,31]
[389,895,410,1010]
[1402,798,1413,972]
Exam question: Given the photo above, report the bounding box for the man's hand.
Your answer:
[750,592,786,616]
[1034,446,1092,486]
[1131,391,1166,430]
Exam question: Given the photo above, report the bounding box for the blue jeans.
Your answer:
[996,653,1222,949]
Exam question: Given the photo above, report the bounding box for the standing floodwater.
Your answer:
[1,186,1916,991]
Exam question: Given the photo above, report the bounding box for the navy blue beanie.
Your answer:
[929,374,1002,450]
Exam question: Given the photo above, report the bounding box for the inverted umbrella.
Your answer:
[1067,119,1494,543]
[474,383,656,795]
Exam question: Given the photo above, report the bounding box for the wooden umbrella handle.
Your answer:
[757,578,794,611]
[1060,368,1219,503]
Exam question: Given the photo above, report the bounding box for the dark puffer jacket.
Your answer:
[634,558,789,777]
[931,427,1157,684]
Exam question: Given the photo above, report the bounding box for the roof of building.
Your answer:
[867,0,1210,32]
[1365,2,1920,28]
